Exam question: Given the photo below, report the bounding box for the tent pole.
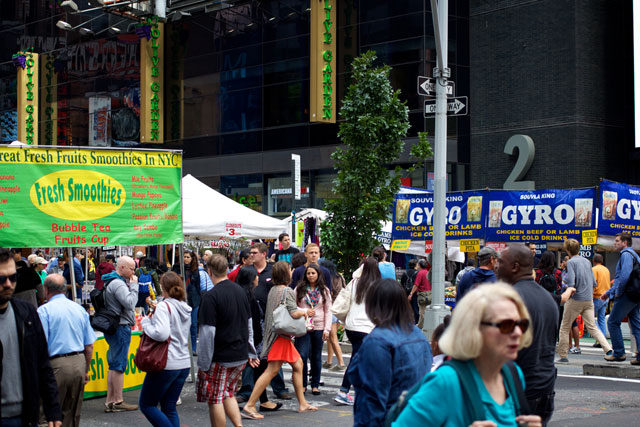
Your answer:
[69,247,77,302]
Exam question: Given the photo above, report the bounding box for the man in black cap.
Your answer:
[456,246,498,302]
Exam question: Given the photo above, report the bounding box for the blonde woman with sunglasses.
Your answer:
[393,283,542,427]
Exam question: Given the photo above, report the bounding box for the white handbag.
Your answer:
[331,278,354,323]
[272,288,307,338]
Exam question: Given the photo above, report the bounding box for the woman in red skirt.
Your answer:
[241,261,318,420]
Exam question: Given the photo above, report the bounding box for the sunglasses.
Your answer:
[481,318,530,334]
[0,273,18,284]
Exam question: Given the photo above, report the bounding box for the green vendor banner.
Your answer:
[0,145,183,247]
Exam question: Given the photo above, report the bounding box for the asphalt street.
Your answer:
[81,339,640,426]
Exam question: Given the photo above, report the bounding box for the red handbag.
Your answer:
[134,302,171,372]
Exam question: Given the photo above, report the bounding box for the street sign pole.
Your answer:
[424,0,451,339]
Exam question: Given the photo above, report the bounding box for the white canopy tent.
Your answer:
[182,174,287,240]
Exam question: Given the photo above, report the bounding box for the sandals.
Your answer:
[259,402,283,412]
[240,409,264,420]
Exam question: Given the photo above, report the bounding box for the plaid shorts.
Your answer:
[196,362,246,405]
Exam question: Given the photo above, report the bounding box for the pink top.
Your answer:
[297,287,332,334]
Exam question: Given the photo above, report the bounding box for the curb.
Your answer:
[583,363,640,379]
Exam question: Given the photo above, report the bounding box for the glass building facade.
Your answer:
[0,0,470,217]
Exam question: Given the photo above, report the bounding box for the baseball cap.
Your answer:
[34,256,48,265]
[478,247,498,260]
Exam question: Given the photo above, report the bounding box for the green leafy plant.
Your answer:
[321,50,432,275]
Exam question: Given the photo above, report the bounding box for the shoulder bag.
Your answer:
[272,288,307,338]
[332,278,354,323]
[134,302,172,372]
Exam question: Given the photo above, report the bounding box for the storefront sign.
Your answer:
[89,97,111,147]
[485,242,507,253]
[391,239,411,251]
[225,222,242,237]
[424,240,433,253]
[208,239,230,248]
[598,179,640,238]
[310,0,336,123]
[39,54,57,145]
[17,51,38,145]
[485,188,596,244]
[84,332,145,399]
[392,191,487,241]
[0,146,182,247]
[140,18,163,143]
[460,239,480,253]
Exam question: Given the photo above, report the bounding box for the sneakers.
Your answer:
[631,359,640,366]
[109,401,138,412]
[556,357,569,364]
[569,346,582,354]
[322,362,333,369]
[334,391,354,406]
[592,342,602,348]
[604,350,626,362]
[330,364,346,371]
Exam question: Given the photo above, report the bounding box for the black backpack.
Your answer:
[89,277,120,334]
[539,271,560,295]
[624,253,640,303]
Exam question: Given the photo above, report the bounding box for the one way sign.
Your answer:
[424,96,468,117]
[417,76,455,97]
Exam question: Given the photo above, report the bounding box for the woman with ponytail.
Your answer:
[139,272,192,426]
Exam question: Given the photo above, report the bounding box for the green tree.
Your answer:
[321,51,432,274]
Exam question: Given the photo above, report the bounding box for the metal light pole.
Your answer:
[423,0,452,339]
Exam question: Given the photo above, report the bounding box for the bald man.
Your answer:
[101,256,139,413]
[496,245,559,426]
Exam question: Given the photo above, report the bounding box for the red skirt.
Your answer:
[268,336,300,363]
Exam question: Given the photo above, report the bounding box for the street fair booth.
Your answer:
[0,144,184,398]
[182,174,286,240]
[391,180,640,309]
[280,208,328,248]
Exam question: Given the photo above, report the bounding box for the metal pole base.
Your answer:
[422,304,451,341]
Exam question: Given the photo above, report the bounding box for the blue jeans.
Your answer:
[593,298,607,338]
[190,306,198,353]
[340,330,367,393]
[607,294,640,358]
[104,325,131,372]
[294,330,324,388]
[139,368,190,427]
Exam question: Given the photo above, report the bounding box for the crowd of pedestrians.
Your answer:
[3,231,640,427]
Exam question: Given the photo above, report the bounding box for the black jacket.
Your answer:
[0,298,61,425]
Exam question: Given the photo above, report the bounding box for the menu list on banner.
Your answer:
[392,191,487,241]
[598,179,640,238]
[0,146,183,247]
[484,189,596,244]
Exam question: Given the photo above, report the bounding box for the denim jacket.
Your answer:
[348,325,432,427]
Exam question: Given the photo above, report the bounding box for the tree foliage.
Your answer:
[321,51,432,274]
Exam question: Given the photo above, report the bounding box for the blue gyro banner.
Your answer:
[598,180,640,237]
[485,188,596,244]
[392,190,487,240]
